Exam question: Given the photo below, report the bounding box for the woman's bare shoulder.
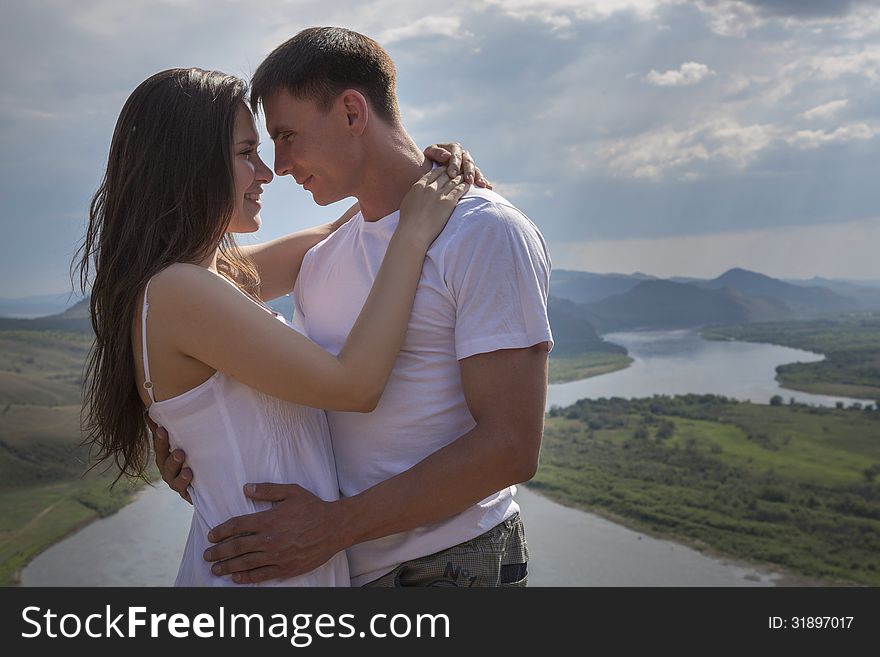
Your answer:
[151,262,214,285]
[148,263,230,303]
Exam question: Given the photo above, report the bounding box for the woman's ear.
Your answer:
[339,90,369,136]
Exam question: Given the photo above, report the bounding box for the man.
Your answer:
[156,27,552,587]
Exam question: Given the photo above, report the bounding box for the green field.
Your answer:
[0,330,91,406]
[535,394,880,585]
[548,352,633,384]
[0,474,146,585]
[702,314,880,401]
[0,330,150,585]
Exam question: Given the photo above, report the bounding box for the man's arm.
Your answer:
[339,343,549,541]
[203,343,548,583]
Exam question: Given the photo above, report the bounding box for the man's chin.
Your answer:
[309,191,343,207]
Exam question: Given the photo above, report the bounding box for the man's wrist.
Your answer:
[332,493,368,550]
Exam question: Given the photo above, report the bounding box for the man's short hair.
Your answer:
[250,27,400,124]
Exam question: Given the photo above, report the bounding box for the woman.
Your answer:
[74,67,482,586]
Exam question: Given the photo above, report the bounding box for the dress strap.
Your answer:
[141,278,156,404]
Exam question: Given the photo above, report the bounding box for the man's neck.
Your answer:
[355,127,432,221]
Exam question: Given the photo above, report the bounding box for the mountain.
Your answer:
[3,267,867,343]
[550,270,655,304]
[784,277,880,311]
[569,279,793,332]
[547,297,627,356]
[0,297,92,333]
[696,268,858,315]
[836,278,880,289]
[0,292,86,319]
[0,292,293,333]
[554,267,871,319]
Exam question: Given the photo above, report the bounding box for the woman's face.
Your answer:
[229,103,273,233]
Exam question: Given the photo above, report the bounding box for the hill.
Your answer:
[569,279,793,332]
[0,292,85,319]
[0,299,92,333]
[0,327,144,585]
[547,297,627,356]
[536,395,880,585]
[550,268,877,331]
[698,268,858,315]
[0,331,90,405]
[550,270,652,305]
[550,268,880,333]
[785,277,880,311]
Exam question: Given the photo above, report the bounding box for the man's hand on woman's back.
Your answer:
[146,415,193,504]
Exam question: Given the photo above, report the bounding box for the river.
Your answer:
[22,329,863,587]
[549,329,871,410]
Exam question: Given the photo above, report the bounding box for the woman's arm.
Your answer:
[159,170,468,412]
[240,202,359,302]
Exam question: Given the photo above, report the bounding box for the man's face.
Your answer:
[263,89,357,206]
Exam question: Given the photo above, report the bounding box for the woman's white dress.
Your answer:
[141,278,350,586]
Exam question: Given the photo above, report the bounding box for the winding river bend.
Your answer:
[23,330,864,587]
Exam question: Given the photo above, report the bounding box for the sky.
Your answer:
[2,0,880,297]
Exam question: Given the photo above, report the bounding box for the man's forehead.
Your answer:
[263,90,313,135]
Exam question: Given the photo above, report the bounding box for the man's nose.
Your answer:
[274,149,293,177]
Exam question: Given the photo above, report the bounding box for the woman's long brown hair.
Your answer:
[74,68,261,482]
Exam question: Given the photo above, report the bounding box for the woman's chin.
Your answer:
[229,215,261,234]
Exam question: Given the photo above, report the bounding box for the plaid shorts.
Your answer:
[362,513,529,587]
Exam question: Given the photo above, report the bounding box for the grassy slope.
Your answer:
[548,352,633,384]
[0,476,145,585]
[0,330,149,586]
[532,396,880,585]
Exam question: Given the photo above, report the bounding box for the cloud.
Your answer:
[644,61,716,86]
[490,182,555,203]
[599,119,777,179]
[600,114,879,178]
[3,0,880,294]
[378,16,473,44]
[693,0,764,37]
[799,99,849,121]
[803,47,880,81]
[693,1,880,38]
[786,123,876,149]
[482,0,677,29]
[769,46,880,104]
[726,1,871,20]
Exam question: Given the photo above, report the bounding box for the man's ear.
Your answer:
[339,90,369,136]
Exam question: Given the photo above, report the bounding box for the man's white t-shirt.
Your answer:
[292,186,553,586]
